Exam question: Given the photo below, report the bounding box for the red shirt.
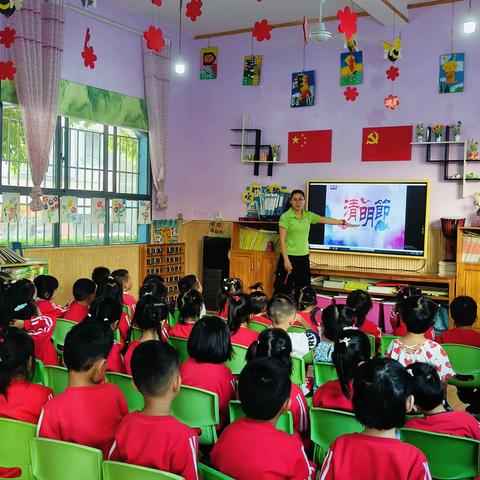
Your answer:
[124,340,140,376]
[62,301,89,323]
[359,319,382,343]
[118,311,131,345]
[180,358,235,429]
[405,410,480,440]
[106,343,125,374]
[37,300,67,320]
[230,326,259,348]
[312,380,353,412]
[437,327,480,348]
[0,381,53,424]
[169,322,195,340]
[24,316,58,366]
[219,304,228,319]
[38,382,128,458]
[211,417,315,480]
[320,433,431,480]
[252,314,272,327]
[123,293,137,316]
[290,383,310,443]
[109,412,199,480]
[294,311,319,333]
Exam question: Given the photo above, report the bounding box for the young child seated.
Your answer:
[34,275,67,320]
[180,316,235,429]
[319,357,431,479]
[437,296,480,347]
[92,266,110,289]
[217,277,243,319]
[38,321,128,457]
[405,362,480,440]
[140,274,167,298]
[178,274,203,294]
[63,278,96,323]
[109,341,199,479]
[112,269,137,316]
[211,357,315,479]
[227,294,259,347]
[169,289,204,339]
[346,290,381,345]
[294,286,321,333]
[250,289,271,326]
[386,296,454,382]
[313,329,371,410]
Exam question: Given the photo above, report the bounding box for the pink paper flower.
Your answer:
[343,86,359,102]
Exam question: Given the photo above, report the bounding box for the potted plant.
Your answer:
[450,121,462,141]
[271,145,280,162]
[415,123,425,142]
[432,124,444,142]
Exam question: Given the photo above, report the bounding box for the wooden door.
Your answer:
[229,250,254,287]
[457,265,480,328]
[255,252,280,298]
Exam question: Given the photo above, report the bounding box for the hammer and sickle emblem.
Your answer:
[366,131,379,145]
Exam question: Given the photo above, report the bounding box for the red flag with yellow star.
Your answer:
[361,125,412,161]
[288,130,332,164]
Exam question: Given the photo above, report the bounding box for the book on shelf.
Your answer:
[239,227,280,252]
[0,247,26,265]
[323,280,346,289]
[344,281,370,291]
[461,231,480,263]
[367,285,397,295]
[438,260,456,277]
[311,275,327,286]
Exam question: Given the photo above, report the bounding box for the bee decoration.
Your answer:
[0,0,16,17]
[346,37,358,53]
[383,35,402,63]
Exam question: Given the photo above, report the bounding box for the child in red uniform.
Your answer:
[405,362,480,440]
[217,277,243,319]
[319,357,432,480]
[169,289,203,339]
[138,276,170,342]
[34,275,67,320]
[180,316,235,429]
[294,287,321,333]
[109,341,199,479]
[313,329,371,411]
[250,290,272,327]
[228,294,259,347]
[92,266,110,290]
[63,278,96,323]
[38,321,128,457]
[346,289,381,347]
[211,357,315,479]
[112,269,137,317]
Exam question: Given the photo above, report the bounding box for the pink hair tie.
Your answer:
[232,295,240,301]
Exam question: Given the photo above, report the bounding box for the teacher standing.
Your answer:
[275,189,355,294]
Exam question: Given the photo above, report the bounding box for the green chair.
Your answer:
[131,327,142,341]
[291,354,306,386]
[229,400,294,435]
[442,344,480,388]
[30,437,102,480]
[114,329,121,343]
[0,418,36,480]
[287,325,305,334]
[314,362,338,388]
[168,337,190,363]
[105,372,144,412]
[248,321,269,333]
[380,335,399,356]
[198,463,235,480]
[52,319,76,355]
[224,344,248,375]
[122,304,132,318]
[303,350,314,365]
[400,428,480,480]
[310,407,363,465]
[44,365,68,395]
[102,461,183,480]
[30,358,45,385]
[168,309,180,328]
[171,385,219,445]
[365,334,377,357]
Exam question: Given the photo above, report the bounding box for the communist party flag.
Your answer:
[361,125,413,162]
[288,130,332,164]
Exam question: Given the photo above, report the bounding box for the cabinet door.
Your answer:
[230,250,254,286]
[458,267,480,328]
[254,252,280,298]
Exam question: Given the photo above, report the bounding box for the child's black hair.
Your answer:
[178,274,200,294]
[321,304,356,342]
[450,295,477,327]
[392,286,422,329]
[227,293,253,334]
[249,282,264,292]
[250,290,269,315]
[96,276,123,304]
[353,357,412,430]
[400,296,438,334]
[187,316,232,364]
[72,278,96,302]
[346,290,372,328]
[0,327,34,396]
[86,295,122,327]
[33,275,59,301]
[267,294,296,325]
[0,280,37,324]
[178,289,203,325]
[406,362,444,412]
[238,357,291,421]
[92,266,110,287]
[332,329,371,399]
[111,269,130,287]
[63,320,114,372]
[294,286,322,327]
[217,277,243,315]
[131,340,179,396]
[246,328,292,375]
[140,274,167,300]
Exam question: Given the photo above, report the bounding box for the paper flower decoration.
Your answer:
[337,6,357,40]
[185,0,202,22]
[344,86,359,102]
[143,26,166,53]
[386,66,399,81]
[0,61,16,80]
[253,19,273,41]
[0,27,15,48]
[384,94,400,110]
[151,0,162,5]
[81,28,97,69]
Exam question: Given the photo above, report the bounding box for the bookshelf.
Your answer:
[1,261,49,280]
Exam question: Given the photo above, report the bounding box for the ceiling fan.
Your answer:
[308,0,332,42]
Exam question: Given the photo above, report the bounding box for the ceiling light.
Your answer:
[464,0,477,33]
[176,0,187,75]
[175,57,186,75]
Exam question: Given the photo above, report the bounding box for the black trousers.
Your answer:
[274,254,311,296]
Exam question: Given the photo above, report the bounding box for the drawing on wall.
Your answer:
[290,70,315,108]
[439,53,464,94]
[242,55,262,85]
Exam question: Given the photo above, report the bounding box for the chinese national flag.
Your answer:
[361,125,413,162]
[288,130,332,164]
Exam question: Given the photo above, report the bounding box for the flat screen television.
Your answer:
[306,180,429,258]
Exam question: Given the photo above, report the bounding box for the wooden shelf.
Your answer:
[241,160,285,164]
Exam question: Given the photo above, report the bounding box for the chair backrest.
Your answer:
[380,335,399,356]
[30,358,45,385]
[365,334,377,357]
[291,354,306,386]
[400,428,480,480]
[314,362,338,388]
[0,418,36,480]
[198,463,235,480]
[52,319,77,355]
[287,325,305,334]
[102,461,184,480]
[228,400,294,435]
[30,437,102,480]
[44,366,68,396]
[224,344,248,375]
[441,344,480,375]
[248,321,269,333]
[131,328,142,341]
[104,372,144,412]
[168,337,190,363]
[168,309,180,328]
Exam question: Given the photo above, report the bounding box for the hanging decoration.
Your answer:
[344,86,359,102]
[384,94,400,110]
[151,0,162,5]
[185,0,202,22]
[0,0,16,17]
[383,36,402,62]
[200,46,218,80]
[111,198,127,224]
[243,55,262,85]
[137,200,152,225]
[81,28,97,69]
[81,0,96,7]
[2,192,20,223]
[303,16,308,45]
[383,19,401,109]
[253,19,272,41]
[340,52,362,86]
[386,66,399,81]
[439,53,464,94]
[60,196,80,223]
[337,6,357,41]
[0,27,16,48]
[0,60,16,80]
[143,25,166,53]
[42,195,59,224]
[91,198,106,225]
[290,71,315,108]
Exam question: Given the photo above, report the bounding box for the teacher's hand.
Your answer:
[344,221,359,227]
[285,260,293,274]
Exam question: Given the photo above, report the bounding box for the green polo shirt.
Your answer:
[279,208,321,256]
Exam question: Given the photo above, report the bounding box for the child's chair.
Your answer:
[52,319,77,356]
[441,344,480,388]
[44,366,68,396]
[287,325,305,334]
[198,463,235,480]
[380,335,399,356]
[248,321,269,333]
[314,361,338,388]
[30,359,45,386]
[291,354,306,386]
[102,461,183,480]
[365,334,377,357]
[224,344,248,375]
[104,372,144,412]
[168,337,189,363]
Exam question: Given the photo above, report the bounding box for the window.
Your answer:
[0,106,151,247]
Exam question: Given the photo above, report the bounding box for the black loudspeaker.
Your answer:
[202,236,231,311]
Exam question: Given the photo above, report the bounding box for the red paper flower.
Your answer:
[337,6,357,40]
[185,0,202,22]
[253,19,273,42]
[386,66,399,81]
[0,61,16,80]
[143,26,166,53]
[344,86,359,102]
[151,0,162,5]
[384,94,400,110]
[82,45,97,69]
[0,27,16,48]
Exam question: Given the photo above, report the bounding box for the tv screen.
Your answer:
[307,180,429,258]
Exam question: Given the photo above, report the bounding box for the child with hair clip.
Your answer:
[178,274,203,294]
[227,294,259,347]
[405,362,480,439]
[346,289,381,345]
[294,286,321,333]
[169,289,204,340]
[34,274,67,320]
[320,357,431,479]
[111,268,137,316]
[386,296,454,382]
[92,266,110,289]
[250,290,272,326]
[140,274,167,299]
[63,278,96,323]
[217,277,243,319]
[313,329,371,410]
[246,328,310,445]
[181,316,235,429]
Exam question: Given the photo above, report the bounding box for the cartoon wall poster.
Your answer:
[138,200,152,225]
[242,55,262,85]
[290,70,315,108]
[340,51,363,86]
[60,196,80,223]
[200,47,218,80]
[439,53,464,94]
[111,198,127,224]
[91,198,106,224]
[41,195,59,224]
[2,192,19,223]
